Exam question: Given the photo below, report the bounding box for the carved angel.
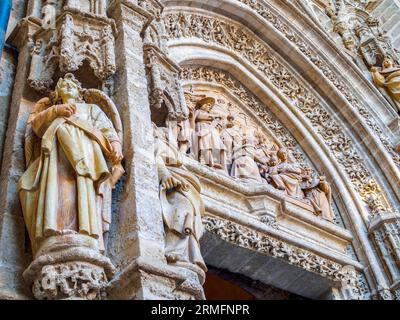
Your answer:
[371,57,400,112]
[18,74,124,255]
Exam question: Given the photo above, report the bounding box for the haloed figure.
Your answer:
[18,74,124,254]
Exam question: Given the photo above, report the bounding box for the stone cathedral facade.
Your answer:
[0,0,400,300]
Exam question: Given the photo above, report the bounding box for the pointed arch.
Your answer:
[161,0,400,294]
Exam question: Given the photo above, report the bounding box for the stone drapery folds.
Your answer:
[18,73,123,300]
[2,0,400,300]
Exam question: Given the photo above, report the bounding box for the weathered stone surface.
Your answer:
[1,0,400,300]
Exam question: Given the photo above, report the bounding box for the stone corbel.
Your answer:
[23,234,116,300]
[7,17,41,50]
[106,256,205,300]
[332,265,369,300]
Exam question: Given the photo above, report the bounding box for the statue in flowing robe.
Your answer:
[371,57,400,112]
[264,155,285,189]
[231,128,263,183]
[270,148,304,198]
[219,115,242,173]
[255,133,278,182]
[18,74,124,255]
[154,124,207,284]
[193,97,227,171]
[301,167,336,222]
[177,99,196,156]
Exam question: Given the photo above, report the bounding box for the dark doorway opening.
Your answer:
[204,267,307,300]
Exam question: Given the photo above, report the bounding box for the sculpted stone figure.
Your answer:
[19,74,123,253]
[301,167,336,222]
[18,74,123,299]
[371,57,400,112]
[231,127,263,183]
[154,124,207,284]
[193,97,227,171]
[270,148,304,198]
[177,103,196,155]
[255,133,277,180]
[264,155,285,188]
[219,115,242,172]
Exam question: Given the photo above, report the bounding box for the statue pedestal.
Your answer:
[23,234,115,300]
[106,257,205,300]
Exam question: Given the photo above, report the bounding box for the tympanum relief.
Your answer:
[18,74,124,300]
[158,89,337,224]
[165,11,393,217]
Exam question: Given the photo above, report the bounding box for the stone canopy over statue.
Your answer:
[18,74,124,299]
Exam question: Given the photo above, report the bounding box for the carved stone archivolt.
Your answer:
[233,0,400,168]
[203,215,370,299]
[164,9,392,216]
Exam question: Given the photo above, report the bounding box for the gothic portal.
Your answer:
[0,0,400,300]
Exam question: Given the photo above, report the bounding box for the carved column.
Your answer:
[106,0,204,300]
[0,16,40,300]
[369,212,400,300]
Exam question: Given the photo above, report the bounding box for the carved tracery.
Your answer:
[28,0,116,92]
[4,0,400,301]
